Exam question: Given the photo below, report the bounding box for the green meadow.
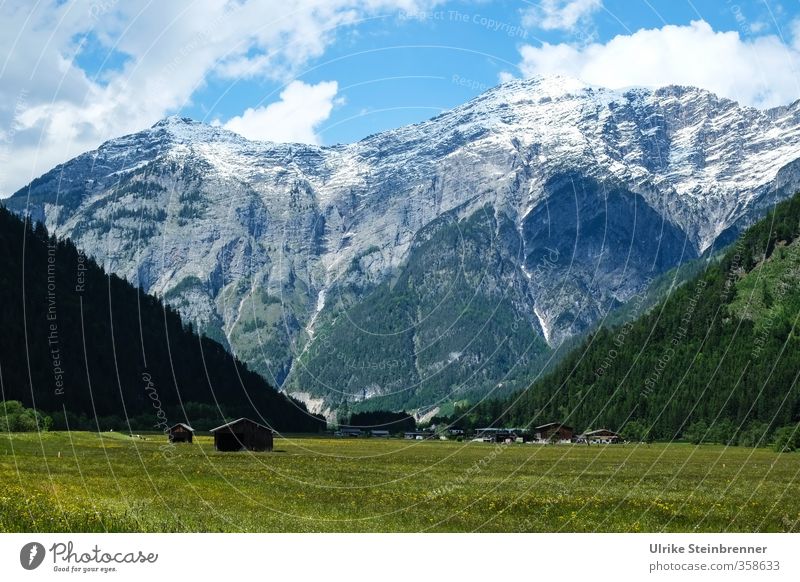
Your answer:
[1,432,798,533]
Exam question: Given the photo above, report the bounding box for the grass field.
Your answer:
[1,431,798,532]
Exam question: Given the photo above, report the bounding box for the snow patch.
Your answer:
[534,305,552,346]
[305,288,327,340]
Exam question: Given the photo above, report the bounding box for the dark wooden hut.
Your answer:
[210,418,274,452]
[533,422,574,443]
[167,423,195,443]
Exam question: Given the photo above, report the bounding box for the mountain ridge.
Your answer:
[8,74,800,417]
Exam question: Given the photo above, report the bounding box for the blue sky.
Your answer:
[172,0,800,145]
[75,0,799,145]
[2,0,800,194]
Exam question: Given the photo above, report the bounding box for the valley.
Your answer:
[10,76,800,414]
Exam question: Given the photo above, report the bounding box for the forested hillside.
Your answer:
[0,207,324,432]
[460,193,800,440]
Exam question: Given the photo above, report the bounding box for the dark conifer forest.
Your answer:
[454,193,800,441]
[0,206,325,432]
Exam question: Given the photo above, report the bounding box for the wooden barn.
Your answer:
[210,418,274,452]
[581,429,622,444]
[533,422,574,443]
[167,423,195,443]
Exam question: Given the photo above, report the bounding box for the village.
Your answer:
[165,418,624,452]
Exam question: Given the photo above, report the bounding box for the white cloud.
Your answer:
[517,20,800,108]
[498,71,516,84]
[0,0,440,196]
[224,80,340,144]
[522,0,603,32]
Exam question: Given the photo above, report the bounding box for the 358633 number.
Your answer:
[735,560,780,571]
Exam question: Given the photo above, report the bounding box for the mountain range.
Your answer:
[8,75,800,419]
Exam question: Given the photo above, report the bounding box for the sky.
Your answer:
[2,0,800,196]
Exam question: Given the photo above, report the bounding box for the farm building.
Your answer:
[167,423,195,443]
[580,429,622,444]
[370,430,390,438]
[475,428,530,443]
[404,431,435,440]
[210,418,273,452]
[338,427,362,437]
[533,422,574,443]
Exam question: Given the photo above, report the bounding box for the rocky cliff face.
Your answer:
[8,75,800,417]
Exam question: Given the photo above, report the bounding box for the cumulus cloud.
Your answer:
[497,71,516,84]
[522,0,603,32]
[517,20,800,108]
[224,80,340,144]
[0,0,439,196]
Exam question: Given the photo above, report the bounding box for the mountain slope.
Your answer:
[0,206,324,432]
[463,192,800,437]
[7,75,800,414]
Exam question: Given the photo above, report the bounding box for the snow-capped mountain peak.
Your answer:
[9,75,800,414]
